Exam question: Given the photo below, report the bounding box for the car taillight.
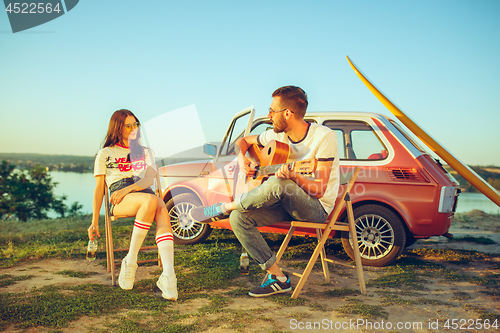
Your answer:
[439,186,459,213]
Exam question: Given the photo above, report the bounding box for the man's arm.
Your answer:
[235,135,260,176]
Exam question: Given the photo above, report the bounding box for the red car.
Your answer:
[159,107,459,266]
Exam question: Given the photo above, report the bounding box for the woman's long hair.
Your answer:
[102,109,145,161]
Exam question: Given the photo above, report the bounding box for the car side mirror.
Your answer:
[203,143,217,156]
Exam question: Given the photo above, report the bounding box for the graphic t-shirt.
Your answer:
[94,144,156,188]
[257,123,339,214]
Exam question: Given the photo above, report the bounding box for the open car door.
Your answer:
[201,106,256,202]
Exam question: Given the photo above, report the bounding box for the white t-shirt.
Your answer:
[257,123,340,214]
[94,144,156,188]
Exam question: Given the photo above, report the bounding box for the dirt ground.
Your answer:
[2,211,500,333]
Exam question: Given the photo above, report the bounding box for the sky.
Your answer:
[1,0,499,166]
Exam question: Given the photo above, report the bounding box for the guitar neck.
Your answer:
[256,163,286,177]
[255,159,317,178]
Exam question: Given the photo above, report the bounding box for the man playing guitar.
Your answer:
[190,86,340,297]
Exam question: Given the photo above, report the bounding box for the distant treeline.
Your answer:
[0,153,206,173]
[446,165,500,192]
[0,153,95,173]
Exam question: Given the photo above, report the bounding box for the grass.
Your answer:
[463,304,500,321]
[0,222,273,331]
[268,294,307,307]
[55,270,99,278]
[407,247,490,264]
[335,298,388,319]
[174,242,241,293]
[1,215,500,331]
[450,291,472,301]
[317,287,360,298]
[198,294,233,314]
[0,283,177,330]
[0,243,241,331]
[0,216,151,268]
[370,255,500,288]
[455,210,500,228]
[366,258,433,290]
[0,274,34,288]
[449,235,497,245]
[0,215,99,268]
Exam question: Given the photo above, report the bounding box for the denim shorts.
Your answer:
[108,177,155,215]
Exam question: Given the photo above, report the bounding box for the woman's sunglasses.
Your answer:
[124,122,140,131]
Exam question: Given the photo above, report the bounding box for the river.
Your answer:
[49,172,500,216]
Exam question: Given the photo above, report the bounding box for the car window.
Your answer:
[333,129,345,159]
[222,120,274,156]
[222,121,272,156]
[250,119,317,138]
[219,112,253,157]
[323,120,387,161]
[250,121,273,137]
[221,119,319,157]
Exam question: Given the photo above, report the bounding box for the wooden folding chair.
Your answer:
[104,167,163,286]
[275,167,366,299]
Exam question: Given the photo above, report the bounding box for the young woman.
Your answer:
[88,109,177,301]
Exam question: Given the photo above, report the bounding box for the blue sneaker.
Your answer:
[248,274,292,297]
[188,202,229,224]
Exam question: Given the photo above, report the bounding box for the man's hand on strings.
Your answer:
[238,156,259,179]
[276,163,296,180]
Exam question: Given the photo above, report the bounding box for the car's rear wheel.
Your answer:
[341,204,406,266]
[166,193,212,245]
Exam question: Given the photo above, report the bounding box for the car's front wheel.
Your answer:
[341,204,406,266]
[165,193,212,245]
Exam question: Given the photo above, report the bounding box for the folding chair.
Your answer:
[104,167,163,286]
[275,167,366,299]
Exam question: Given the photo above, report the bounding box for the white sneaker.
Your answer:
[157,274,178,301]
[118,257,138,290]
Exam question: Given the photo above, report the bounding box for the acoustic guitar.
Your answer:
[233,140,318,198]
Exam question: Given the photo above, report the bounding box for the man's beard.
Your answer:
[272,115,287,133]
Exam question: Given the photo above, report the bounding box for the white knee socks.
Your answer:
[127,220,152,264]
[156,233,175,276]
